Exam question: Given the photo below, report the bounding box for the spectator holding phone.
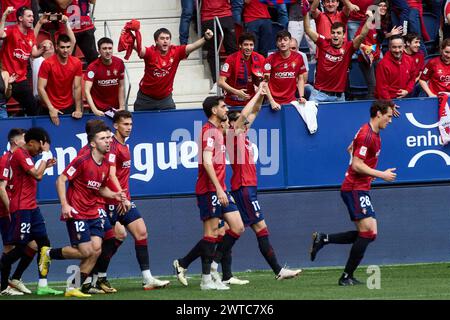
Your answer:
[84,37,125,116]
[0,6,46,116]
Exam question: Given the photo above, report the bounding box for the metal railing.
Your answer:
[213,16,224,96]
[195,0,203,65]
[104,20,132,110]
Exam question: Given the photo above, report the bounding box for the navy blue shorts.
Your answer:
[98,207,112,233]
[197,192,239,221]
[66,218,104,246]
[7,208,48,245]
[341,191,376,221]
[231,186,264,227]
[106,202,141,226]
[0,216,11,244]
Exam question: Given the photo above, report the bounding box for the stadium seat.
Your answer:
[269,22,284,52]
[423,13,439,54]
[424,53,440,66]
[299,36,309,55]
[346,59,368,100]
[307,62,315,85]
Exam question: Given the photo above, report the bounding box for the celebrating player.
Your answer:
[310,100,397,286]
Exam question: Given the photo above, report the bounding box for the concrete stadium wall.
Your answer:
[16,184,450,282]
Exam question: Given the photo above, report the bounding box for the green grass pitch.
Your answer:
[2,263,449,300]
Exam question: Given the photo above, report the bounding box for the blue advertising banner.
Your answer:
[0,97,447,201]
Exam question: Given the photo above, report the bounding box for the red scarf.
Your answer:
[230,51,265,88]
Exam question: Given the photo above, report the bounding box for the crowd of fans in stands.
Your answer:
[0,0,449,122]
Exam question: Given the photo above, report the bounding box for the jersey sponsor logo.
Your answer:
[87,180,102,189]
[325,53,344,63]
[67,166,76,177]
[207,137,214,148]
[359,146,367,157]
[97,79,119,86]
[439,75,450,83]
[123,160,131,168]
[108,154,116,163]
[87,71,95,79]
[25,158,33,166]
[153,68,170,77]
[274,71,295,79]
[13,49,31,61]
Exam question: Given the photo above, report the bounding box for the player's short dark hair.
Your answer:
[154,28,171,41]
[97,37,113,49]
[16,6,32,21]
[331,22,346,34]
[370,100,395,118]
[227,111,240,122]
[276,30,291,41]
[25,127,51,144]
[85,119,106,135]
[404,32,420,45]
[7,128,26,142]
[202,96,224,118]
[56,34,71,45]
[87,123,110,143]
[238,32,256,45]
[113,110,132,123]
[441,38,450,49]
[389,34,404,43]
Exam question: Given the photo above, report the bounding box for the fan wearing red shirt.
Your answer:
[218,32,265,107]
[1,127,62,296]
[375,35,416,99]
[133,27,213,111]
[38,33,83,126]
[404,32,425,96]
[39,123,125,298]
[0,6,46,116]
[85,37,125,117]
[264,30,307,110]
[311,0,351,39]
[174,96,243,291]
[226,83,302,282]
[310,100,397,286]
[304,11,372,102]
[419,39,450,96]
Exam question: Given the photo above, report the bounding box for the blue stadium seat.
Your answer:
[269,22,285,51]
[346,59,368,99]
[424,53,440,66]
[423,13,439,54]
[307,62,316,85]
[299,36,310,54]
